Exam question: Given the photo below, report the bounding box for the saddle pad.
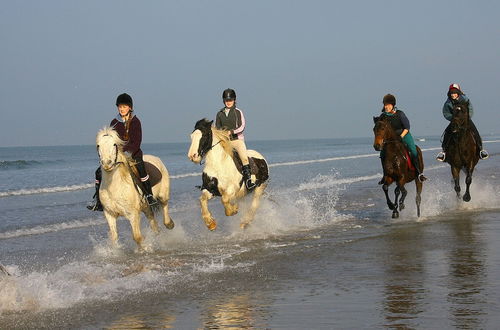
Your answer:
[231,151,269,183]
[144,162,162,187]
[404,150,415,171]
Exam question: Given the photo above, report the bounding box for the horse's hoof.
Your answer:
[399,203,405,211]
[463,194,471,202]
[225,209,238,216]
[240,221,250,229]
[164,218,175,230]
[392,211,399,219]
[206,218,217,231]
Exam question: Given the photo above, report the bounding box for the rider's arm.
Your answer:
[461,95,474,118]
[124,118,142,156]
[442,100,453,121]
[232,109,246,135]
[398,111,410,138]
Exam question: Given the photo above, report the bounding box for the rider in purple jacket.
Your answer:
[87,93,157,211]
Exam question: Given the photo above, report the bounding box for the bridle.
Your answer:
[97,135,124,170]
[193,128,221,165]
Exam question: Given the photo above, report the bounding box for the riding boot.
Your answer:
[242,164,256,191]
[469,120,489,159]
[87,182,103,211]
[141,178,158,206]
[437,126,451,162]
[411,155,427,182]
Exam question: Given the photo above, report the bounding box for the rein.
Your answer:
[199,140,222,166]
[98,141,124,170]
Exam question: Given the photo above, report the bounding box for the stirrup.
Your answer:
[87,199,103,211]
[479,150,489,160]
[436,151,446,162]
[245,179,256,191]
[418,173,427,182]
[145,194,158,206]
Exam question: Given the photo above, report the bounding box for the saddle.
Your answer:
[130,161,162,187]
[381,145,415,171]
[231,151,269,186]
[403,149,415,171]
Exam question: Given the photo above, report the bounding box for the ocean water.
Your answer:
[1,135,500,328]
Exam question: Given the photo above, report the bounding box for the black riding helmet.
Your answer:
[222,88,236,102]
[116,93,133,109]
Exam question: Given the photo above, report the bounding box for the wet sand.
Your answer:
[2,209,499,329]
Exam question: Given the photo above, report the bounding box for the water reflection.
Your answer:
[105,313,176,329]
[381,226,425,328]
[201,292,271,329]
[446,219,486,329]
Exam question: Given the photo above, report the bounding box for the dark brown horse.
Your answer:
[443,103,479,202]
[373,116,424,218]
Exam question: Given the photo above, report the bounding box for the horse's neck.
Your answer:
[205,138,237,175]
[383,127,405,155]
[384,126,399,142]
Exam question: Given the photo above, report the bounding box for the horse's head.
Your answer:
[451,102,469,132]
[372,115,393,151]
[96,127,125,171]
[188,118,213,163]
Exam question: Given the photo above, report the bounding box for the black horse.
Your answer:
[443,103,479,202]
[373,116,424,218]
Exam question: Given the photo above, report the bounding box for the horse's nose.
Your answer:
[106,159,112,166]
[373,144,381,151]
[188,152,196,161]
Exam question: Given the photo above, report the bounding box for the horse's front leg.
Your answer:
[221,192,238,216]
[104,210,119,245]
[128,212,144,249]
[463,167,474,202]
[383,183,395,210]
[392,186,400,218]
[451,166,461,199]
[241,183,267,229]
[200,189,216,231]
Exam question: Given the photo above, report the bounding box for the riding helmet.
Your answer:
[222,88,236,101]
[448,83,463,95]
[382,94,396,106]
[116,93,133,108]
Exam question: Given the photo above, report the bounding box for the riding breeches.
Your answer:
[230,139,250,166]
[401,132,418,158]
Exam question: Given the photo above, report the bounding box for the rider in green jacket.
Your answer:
[379,94,427,183]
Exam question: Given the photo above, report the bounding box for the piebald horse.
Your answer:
[188,119,269,230]
[96,127,174,249]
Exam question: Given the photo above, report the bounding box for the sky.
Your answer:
[1,0,499,147]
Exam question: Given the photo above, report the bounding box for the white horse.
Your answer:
[96,127,174,248]
[187,119,269,230]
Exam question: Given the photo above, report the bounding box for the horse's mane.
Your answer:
[211,127,235,156]
[96,126,126,150]
[375,116,400,140]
